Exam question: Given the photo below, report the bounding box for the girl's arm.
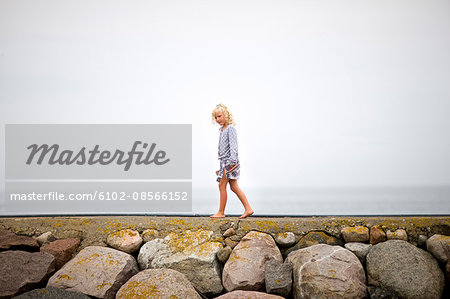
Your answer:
[229,126,238,165]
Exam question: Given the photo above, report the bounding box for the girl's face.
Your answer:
[214,110,227,126]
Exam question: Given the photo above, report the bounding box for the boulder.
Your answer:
[223,227,236,237]
[370,226,386,245]
[217,246,232,263]
[344,242,372,264]
[222,231,283,292]
[47,246,139,299]
[40,238,80,269]
[341,226,369,243]
[284,231,343,257]
[215,290,285,298]
[36,232,55,246]
[386,229,408,241]
[13,287,91,299]
[275,232,296,247]
[0,229,39,251]
[0,251,55,298]
[426,234,450,263]
[366,240,444,299]
[116,269,201,299]
[224,237,238,249]
[106,229,142,254]
[138,229,223,296]
[417,235,428,249]
[265,259,292,298]
[286,244,366,299]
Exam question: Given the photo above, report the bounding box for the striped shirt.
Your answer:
[218,124,239,164]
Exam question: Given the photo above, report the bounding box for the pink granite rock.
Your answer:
[106,229,142,254]
[40,238,80,269]
[0,229,39,251]
[370,225,386,245]
[47,246,138,299]
[0,251,55,298]
[222,231,283,292]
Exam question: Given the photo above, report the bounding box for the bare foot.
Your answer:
[238,209,254,219]
[210,213,226,218]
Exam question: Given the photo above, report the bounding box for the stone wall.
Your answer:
[0,216,449,298]
[1,216,449,249]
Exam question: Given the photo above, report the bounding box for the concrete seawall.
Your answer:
[1,215,449,250]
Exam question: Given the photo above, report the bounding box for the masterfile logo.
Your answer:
[6,124,191,179]
[26,141,170,171]
[4,124,192,215]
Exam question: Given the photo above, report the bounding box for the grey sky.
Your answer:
[1,0,449,196]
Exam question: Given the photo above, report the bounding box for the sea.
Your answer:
[193,186,450,216]
[1,186,449,216]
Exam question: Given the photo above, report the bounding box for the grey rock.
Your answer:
[386,229,408,241]
[47,246,139,299]
[345,242,372,264]
[137,229,223,296]
[426,234,450,263]
[36,232,54,246]
[367,240,444,299]
[217,245,232,263]
[116,269,201,299]
[13,287,91,299]
[0,251,55,298]
[286,244,366,299]
[224,237,238,249]
[417,234,428,248]
[223,227,236,237]
[264,259,292,298]
[275,232,296,247]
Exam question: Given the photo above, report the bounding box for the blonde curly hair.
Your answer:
[211,103,236,126]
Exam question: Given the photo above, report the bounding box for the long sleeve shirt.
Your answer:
[218,124,239,164]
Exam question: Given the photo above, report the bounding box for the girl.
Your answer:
[210,104,254,219]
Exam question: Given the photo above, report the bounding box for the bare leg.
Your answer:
[229,179,254,219]
[210,175,229,218]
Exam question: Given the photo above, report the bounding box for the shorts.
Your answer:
[216,159,240,182]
